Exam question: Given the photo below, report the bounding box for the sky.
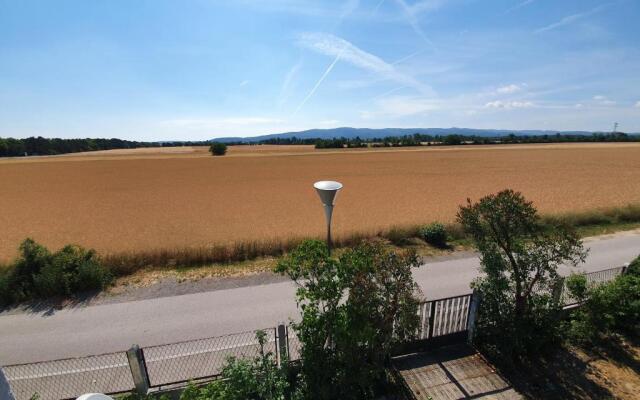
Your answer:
[1,0,639,141]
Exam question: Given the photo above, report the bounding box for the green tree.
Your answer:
[209,142,227,156]
[275,239,421,400]
[209,142,228,156]
[457,189,587,363]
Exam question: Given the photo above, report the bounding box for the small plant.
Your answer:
[565,274,588,303]
[419,222,448,247]
[385,226,414,246]
[209,142,227,156]
[178,330,290,400]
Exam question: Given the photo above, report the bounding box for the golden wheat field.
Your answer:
[1,143,639,262]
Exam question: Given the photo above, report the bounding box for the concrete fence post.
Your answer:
[621,262,630,275]
[126,345,150,395]
[277,323,288,366]
[467,289,482,344]
[552,276,565,305]
[0,368,16,400]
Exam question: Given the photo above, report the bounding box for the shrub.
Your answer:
[178,331,290,400]
[0,239,112,305]
[0,272,10,305]
[627,254,640,276]
[419,222,448,247]
[209,142,227,156]
[564,274,588,302]
[566,272,640,343]
[33,245,110,296]
[457,189,586,365]
[276,239,421,400]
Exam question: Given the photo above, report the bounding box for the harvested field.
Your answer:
[0,143,639,263]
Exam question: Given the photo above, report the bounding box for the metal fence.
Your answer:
[143,328,278,388]
[3,352,134,400]
[559,265,629,306]
[1,264,629,400]
[416,294,473,340]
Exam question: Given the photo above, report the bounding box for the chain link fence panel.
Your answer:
[3,352,133,400]
[143,328,277,387]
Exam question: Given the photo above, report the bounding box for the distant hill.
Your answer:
[213,127,612,143]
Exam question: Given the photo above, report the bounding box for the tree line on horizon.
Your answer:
[0,131,638,157]
[312,131,639,149]
[0,137,205,157]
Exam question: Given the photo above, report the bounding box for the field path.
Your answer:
[1,231,638,365]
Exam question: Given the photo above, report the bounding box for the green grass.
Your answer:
[4,204,640,285]
[98,203,640,277]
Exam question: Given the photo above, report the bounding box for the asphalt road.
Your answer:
[1,231,638,365]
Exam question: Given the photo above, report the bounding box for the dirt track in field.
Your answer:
[1,143,639,262]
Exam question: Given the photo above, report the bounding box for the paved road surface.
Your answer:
[1,232,638,365]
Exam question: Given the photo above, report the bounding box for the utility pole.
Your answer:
[612,122,618,133]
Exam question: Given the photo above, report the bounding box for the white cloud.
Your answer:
[239,80,249,87]
[635,101,640,108]
[535,3,610,34]
[575,103,584,109]
[496,84,523,94]
[504,0,534,15]
[278,61,302,107]
[297,32,430,93]
[484,100,534,109]
[392,0,440,47]
[399,0,450,15]
[593,95,616,106]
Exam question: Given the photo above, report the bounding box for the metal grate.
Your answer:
[143,328,277,387]
[3,352,133,400]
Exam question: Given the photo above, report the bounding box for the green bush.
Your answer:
[0,239,112,305]
[627,254,640,276]
[419,222,448,247]
[566,270,640,344]
[178,331,291,400]
[209,142,227,156]
[276,239,421,400]
[564,274,588,302]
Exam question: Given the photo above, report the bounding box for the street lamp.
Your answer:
[313,180,343,254]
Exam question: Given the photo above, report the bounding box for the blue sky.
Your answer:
[1,0,639,140]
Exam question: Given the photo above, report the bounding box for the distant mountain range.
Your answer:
[213,127,627,143]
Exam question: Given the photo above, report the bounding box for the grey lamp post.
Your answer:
[313,180,343,254]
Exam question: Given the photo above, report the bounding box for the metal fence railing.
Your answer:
[143,328,277,388]
[1,264,629,400]
[416,293,473,340]
[559,265,628,306]
[3,352,134,400]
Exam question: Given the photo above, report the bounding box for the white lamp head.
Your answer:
[313,181,343,206]
[76,394,114,400]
